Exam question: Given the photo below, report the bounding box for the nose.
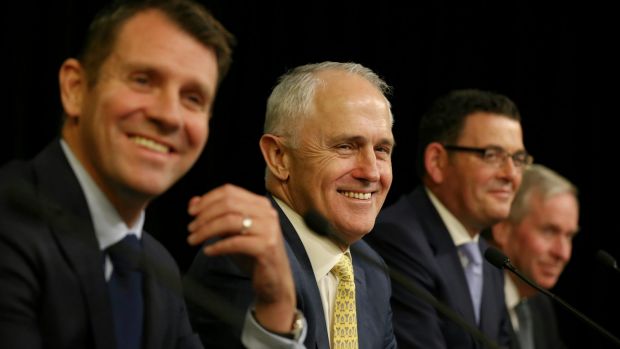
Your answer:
[496,154,520,183]
[148,88,183,131]
[550,234,572,263]
[352,147,380,182]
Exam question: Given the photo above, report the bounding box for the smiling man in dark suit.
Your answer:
[186,62,398,349]
[367,89,530,348]
[0,1,304,348]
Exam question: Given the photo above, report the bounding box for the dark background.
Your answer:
[2,1,618,347]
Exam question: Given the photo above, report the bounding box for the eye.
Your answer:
[337,143,354,150]
[512,152,529,166]
[130,73,151,86]
[334,143,356,154]
[182,91,207,112]
[483,148,501,162]
[375,145,392,159]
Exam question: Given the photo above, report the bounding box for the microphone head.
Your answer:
[484,246,510,270]
[596,250,618,269]
[303,210,332,237]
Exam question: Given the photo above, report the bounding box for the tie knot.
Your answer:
[107,234,143,272]
[515,299,531,318]
[459,242,482,266]
[332,253,354,282]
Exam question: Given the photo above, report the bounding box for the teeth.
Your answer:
[130,136,170,153]
[341,191,372,200]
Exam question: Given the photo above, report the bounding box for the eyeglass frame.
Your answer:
[442,144,533,168]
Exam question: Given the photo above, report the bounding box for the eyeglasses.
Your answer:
[443,145,533,168]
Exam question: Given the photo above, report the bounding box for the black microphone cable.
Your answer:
[485,246,620,347]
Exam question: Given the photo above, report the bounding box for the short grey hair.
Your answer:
[508,164,578,223]
[264,61,393,147]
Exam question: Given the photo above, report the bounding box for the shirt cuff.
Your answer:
[241,308,307,349]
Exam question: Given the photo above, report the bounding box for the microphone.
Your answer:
[304,210,503,349]
[596,250,620,274]
[484,246,620,347]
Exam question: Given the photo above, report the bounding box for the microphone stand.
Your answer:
[485,247,620,347]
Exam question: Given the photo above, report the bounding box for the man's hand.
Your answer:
[187,184,296,333]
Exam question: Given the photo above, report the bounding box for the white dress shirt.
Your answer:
[274,197,350,344]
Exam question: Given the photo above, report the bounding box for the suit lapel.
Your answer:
[271,197,330,349]
[351,248,370,349]
[33,142,116,349]
[410,188,478,326]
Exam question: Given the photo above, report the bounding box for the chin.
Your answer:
[489,208,511,221]
[128,177,175,198]
[335,223,372,243]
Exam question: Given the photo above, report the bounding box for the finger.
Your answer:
[187,211,248,245]
[202,229,281,258]
[188,184,267,217]
[187,186,271,233]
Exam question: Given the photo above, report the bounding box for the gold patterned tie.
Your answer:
[331,253,358,349]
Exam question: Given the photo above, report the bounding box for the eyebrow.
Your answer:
[122,62,214,104]
[332,134,395,146]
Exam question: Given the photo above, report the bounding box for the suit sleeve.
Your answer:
[0,210,43,348]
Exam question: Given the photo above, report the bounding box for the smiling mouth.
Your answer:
[338,190,372,200]
[130,136,171,154]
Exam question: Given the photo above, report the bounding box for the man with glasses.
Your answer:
[366,89,530,348]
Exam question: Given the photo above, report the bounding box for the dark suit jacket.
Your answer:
[508,294,565,349]
[365,187,511,348]
[184,197,397,349]
[0,141,201,349]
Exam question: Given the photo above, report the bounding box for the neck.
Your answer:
[509,272,537,298]
[62,130,150,228]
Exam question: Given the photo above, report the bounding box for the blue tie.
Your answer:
[459,242,483,324]
[107,234,144,349]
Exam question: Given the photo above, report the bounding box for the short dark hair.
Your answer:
[80,0,235,87]
[416,89,521,178]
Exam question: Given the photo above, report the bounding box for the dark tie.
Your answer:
[107,234,144,349]
[515,299,534,349]
[459,242,483,324]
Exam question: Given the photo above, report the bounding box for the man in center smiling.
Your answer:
[186,62,397,349]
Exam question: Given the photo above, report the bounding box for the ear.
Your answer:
[491,221,512,248]
[259,134,290,181]
[59,58,87,120]
[424,142,447,184]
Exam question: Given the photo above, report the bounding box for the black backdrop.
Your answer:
[2,1,618,347]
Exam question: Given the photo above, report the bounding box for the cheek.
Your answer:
[478,168,500,187]
[380,163,393,187]
[521,235,547,259]
[319,159,351,183]
[512,172,523,188]
[186,116,209,148]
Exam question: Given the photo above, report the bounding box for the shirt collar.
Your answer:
[61,139,144,250]
[505,271,522,329]
[273,197,348,282]
[425,187,478,246]
[505,272,521,310]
